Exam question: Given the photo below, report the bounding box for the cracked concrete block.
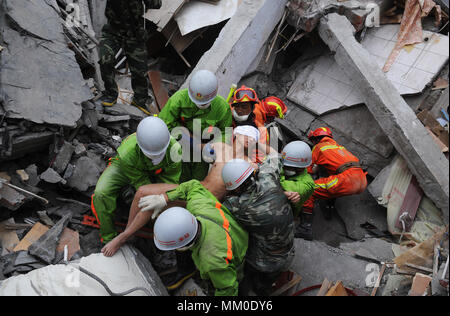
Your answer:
[52,142,75,174]
[24,164,40,187]
[0,0,92,127]
[40,168,67,185]
[340,238,395,263]
[66,156,103,192]
[28,213,72,264]
[318,13,449,222]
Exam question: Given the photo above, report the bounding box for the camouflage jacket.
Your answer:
[223,152,295,273]
[105,0,162,37]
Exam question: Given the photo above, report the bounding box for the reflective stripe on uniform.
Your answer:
[319,145,345,152]
[315,178,339,190]
[215,202,233,265]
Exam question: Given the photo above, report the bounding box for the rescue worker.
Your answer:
[159,70,232,182]
[256,96,288,126]
[222,156,295,296]
[280,141,316,238]
[97,0,162,114]
[93,116,182,249]
[302,127,368,240]
[229,86,269,162]
[138,181,248,296]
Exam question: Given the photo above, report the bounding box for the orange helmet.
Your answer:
[308,127,333,140]
[231,85,259,105]
[261,97,287,119]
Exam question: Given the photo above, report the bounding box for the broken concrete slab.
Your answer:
[39,168,67,185]
[0,218,20,255]
[28,213,72,264]
[0,181,26,211]
[290,239,372,293]
[0,245,168,296]
[318,13,449,223]
[381,274,413,296]
[52,142,75,174]
[182,0,289,98]
[288,26,448,116]
[340,238,395,263]
[335,190,389,241]
[66,156,104,192]
[0,0,92,127]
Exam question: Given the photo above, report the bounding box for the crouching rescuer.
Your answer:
[91,116,182,245]
[280,141,315,239]
[150,180,248,296]
[302,127,368,239]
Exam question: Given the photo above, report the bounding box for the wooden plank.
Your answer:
[426,127,449,153]
[326,281,348,296]
[371,264,387,296]
[148,70,170,111]
[56,228,80,261]
[144,0,186,32]
[0,218,20,254]
[13,222,49,252]
[395,176,423,232]
[316,278,333,296]
[270,274,302,296]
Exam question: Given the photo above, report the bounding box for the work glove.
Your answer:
[139,194,167,219]
[202,142,216,164]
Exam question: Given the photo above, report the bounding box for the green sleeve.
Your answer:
[208,268,239,296]
[281,170,315,216]
[166,180,201,202]
[158,92,183,131]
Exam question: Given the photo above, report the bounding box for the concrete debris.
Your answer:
[51,141,75,174]
[40,168,67,185]
[28,213,72,264]
[66,156,103,192]
[0,245,168,296]
[318,13,449,223]
[13,223,49,252]
[0,0,92,127]
[0,179,26,211]
[0,218,20,255]
[340,238,396,264]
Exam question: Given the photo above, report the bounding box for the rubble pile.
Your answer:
[0,0,449,296]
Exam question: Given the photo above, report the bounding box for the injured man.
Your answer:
[101,125,265,257]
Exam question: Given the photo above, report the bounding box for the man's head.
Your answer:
[222,159,256,196]
[308,127,333,145]
[281,141,312,176]
[136,116,171,164]
[231,86,259,122]
[233,125,260,153]
[188,70,218,109]
[153,207,200,252]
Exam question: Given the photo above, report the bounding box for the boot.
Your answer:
[321,199,336,221]
[163,251,197,291]
[97,94,117,107]
[295,213,313,241]
[131,98,151,115]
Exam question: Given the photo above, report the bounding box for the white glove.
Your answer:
[202,142,216,164]
[139,194,167,219]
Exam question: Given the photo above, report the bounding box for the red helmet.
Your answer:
[308,127,333,140]
[231,85,259,105]
[261,97,287,119]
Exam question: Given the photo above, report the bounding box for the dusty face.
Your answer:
[234,134,257,158]
[233,102,254,116]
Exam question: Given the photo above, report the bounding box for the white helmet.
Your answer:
[188,70,218,107]
[282,141,312,168]
[153,207,198,251]
[222,159,255,191]
[136,116,171,158]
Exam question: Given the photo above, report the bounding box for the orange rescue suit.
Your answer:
[303,137,367,214]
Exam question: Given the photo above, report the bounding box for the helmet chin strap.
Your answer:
[196,102,211,110]
[232,109,250,122]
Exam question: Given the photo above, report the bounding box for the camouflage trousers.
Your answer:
[99,24,149,105]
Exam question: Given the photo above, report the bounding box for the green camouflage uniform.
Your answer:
[99,0,162,105]
[223,152,295,277]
